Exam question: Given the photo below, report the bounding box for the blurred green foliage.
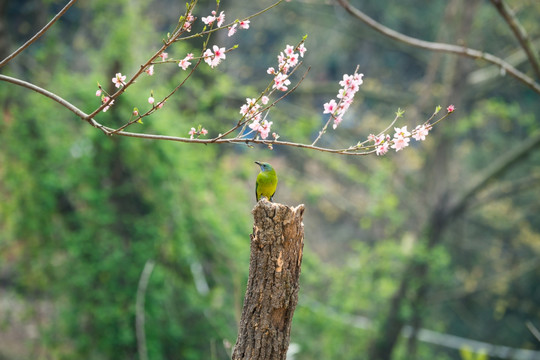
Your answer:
[1,0,540,359]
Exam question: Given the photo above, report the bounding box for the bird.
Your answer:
[255,161,278,202]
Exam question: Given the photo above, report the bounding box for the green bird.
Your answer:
[255,161,278,202]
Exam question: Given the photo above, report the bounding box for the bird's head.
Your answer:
[255,161,273,172]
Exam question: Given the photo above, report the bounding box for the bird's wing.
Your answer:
[255,180,259,201]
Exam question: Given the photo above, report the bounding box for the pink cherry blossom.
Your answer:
[321,69,364,130]
[145,65,154,76]
[189,127,196,139]
[272,73,291,91]
[249,120,261,132]
[259,120,273,139]
[391,136,410,152]
[212,45,226,62]
[447,104,455,113]
[102,96,114,112]
[201,15,215,25]
[240,98,261,121]
[95,89,102,96]
[239,20,250,29]
[376,142,389,156]
[179,54,193,70]
[287,52,299,67]
[298,43,307,57]
[412,124,430,141]
[201,128,208,136]
[284,45,295,57]
[183,13,194,32]
[203,49,214,67]
[267,67,276,75]
[393,126,411,138]
[148,96,155,105]
[369,133,386,145]
[354,73,364,85]
[332,116,343,129]
[228,24,238,37]
[112,73,126,88]
[323,99,338,114]
[216,11,225,27]
[158,52,168,61]
[261,96,269,105]
[203,46,226,68]
[249,119,273,139]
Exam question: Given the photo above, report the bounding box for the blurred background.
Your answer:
[1,0,539,359]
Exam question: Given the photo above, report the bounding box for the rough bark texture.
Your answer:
[232,199,305,360]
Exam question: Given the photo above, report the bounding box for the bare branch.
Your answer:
[136,260,156,360]
[108,130,376,155]
[0,0,78,68]
[1,68,448,157]
[468,173,540,210]
[448,131,540,218]
[0,74,111,134]
[490,0,540,80]
[0,74,87,120]
[214,65,310,142]
[0,74,372,154]
[527,321,540,343]
[335,0,540,95]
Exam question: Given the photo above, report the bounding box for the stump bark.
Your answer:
[232,199,305,360]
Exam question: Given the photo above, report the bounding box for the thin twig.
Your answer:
[447,131,540,218]
[312,65,361,146]
[526,321,540,343]
[86,1,200,120]
[213,65,311,142]
[111,50,206,133]
[178,0,285,42]
[311,117,333,146]
[0,0,78,68]
[136,260,156,360]
[336,0,540,95]
[489,0,540,80]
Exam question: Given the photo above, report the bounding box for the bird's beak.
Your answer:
[254,161,261,166]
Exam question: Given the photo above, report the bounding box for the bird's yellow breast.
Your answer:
[256,170,277,201]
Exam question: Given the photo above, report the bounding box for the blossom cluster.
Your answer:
[227,20,250,37]
[237,43,307,140]
[239,96,272,139]
[183,13,195,32]
[370,124,430,155]
[189,126,208,139]
[203,45,226,68]
[267,43,306,91]
[202,10,225,27]
[323,72,364,129]
[369,105,454,155]
[95,88,114,112]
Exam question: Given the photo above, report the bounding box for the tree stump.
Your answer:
[232,199,305,360]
